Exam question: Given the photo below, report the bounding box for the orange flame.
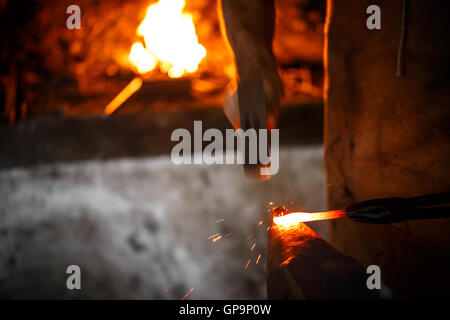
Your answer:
[273,210,346,228]
[129,0,206,78]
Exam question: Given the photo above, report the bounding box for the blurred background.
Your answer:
[0,0,327,299]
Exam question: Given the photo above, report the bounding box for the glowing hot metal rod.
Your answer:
[272,192,450,227]
[272,207,346,227]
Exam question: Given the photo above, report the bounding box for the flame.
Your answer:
[273,210,346,228]
[129,43,157,74]
[129,0,206,78]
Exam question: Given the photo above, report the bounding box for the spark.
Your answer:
[208,233,219,239]
[250,243,256,251]
[244,259,251,270]
[266,226,271,231]
[257,221,263,226]
[225,233,232,238]
[212,235,222,243]
[216,219,225,223]
[160,283,174,296]
[256,254,262,264]
[181,288,194,300]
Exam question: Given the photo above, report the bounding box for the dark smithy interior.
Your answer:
[1,0,449,300]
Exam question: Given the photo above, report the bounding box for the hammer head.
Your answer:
[224,73,275,181]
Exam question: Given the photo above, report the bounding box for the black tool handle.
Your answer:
[346,192,450,224]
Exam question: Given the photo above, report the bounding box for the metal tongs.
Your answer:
[347,192,450,224]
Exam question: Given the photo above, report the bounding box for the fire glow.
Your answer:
[129,0,207,78]
[273,208,346,228]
